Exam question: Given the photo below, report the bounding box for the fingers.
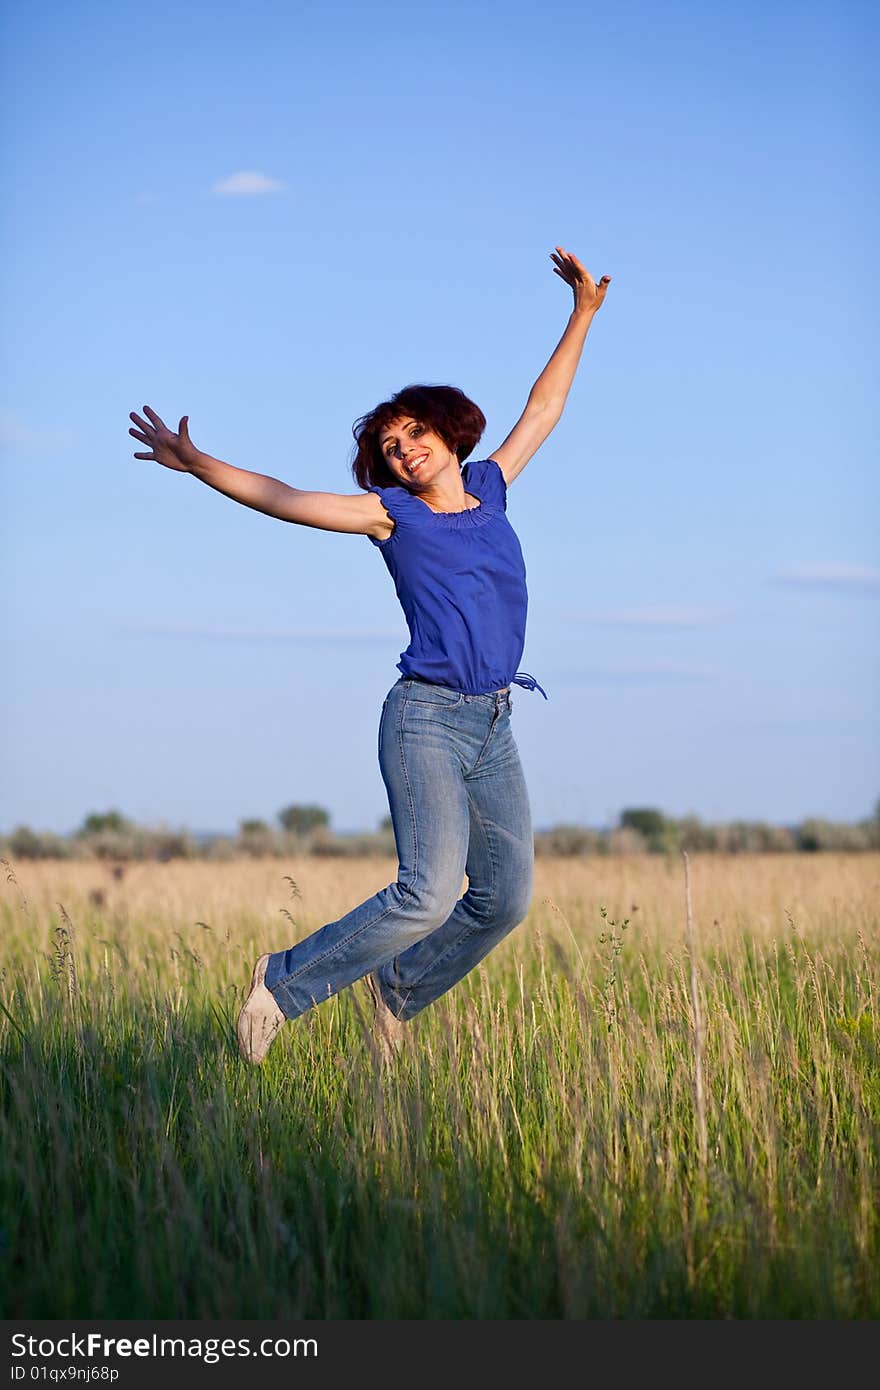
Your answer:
[552,247,605,281]
[551,248,587,287]
[550,249,613,301]
[129,406,193,466]
[551,253,575,286]
[130,406,172,451]
[565,250,589,274]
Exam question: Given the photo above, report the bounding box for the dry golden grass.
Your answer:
[2,851,877,1318]
[6,850,876,966]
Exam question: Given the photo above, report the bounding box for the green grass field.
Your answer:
[1,853,878,1318]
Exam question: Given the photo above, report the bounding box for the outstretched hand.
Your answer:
[550,247,611,314]
[129,405,201,472]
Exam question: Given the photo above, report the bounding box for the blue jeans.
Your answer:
[264,676,534,1022]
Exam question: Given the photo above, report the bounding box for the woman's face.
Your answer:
[379,417,456,490]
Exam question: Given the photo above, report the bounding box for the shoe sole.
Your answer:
[237,953,284,1064]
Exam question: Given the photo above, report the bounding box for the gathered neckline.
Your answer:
[410,460,498,525]
[411,489,499,528]
[412,491,483,517]
[372,460,502,533]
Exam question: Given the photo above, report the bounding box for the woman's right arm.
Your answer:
[129,405,392,538]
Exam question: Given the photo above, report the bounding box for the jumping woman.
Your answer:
[128,247,611,1064]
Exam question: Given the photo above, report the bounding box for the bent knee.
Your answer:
[496,888,532,929]
[389,878,459,932]
[467,878,532,931]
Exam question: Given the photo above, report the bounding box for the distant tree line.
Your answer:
[2,801,879,862]
[534,804,880,855]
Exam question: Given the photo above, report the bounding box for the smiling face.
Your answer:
[379,417,459,490]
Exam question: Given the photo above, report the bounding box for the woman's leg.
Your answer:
[263,680,471,1019]
[375,698,534,1021]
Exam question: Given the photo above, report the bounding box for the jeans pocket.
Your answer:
[401,696,465,737]
[403,686,464,708]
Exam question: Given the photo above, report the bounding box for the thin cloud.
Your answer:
[551,662,721,684]
[209,171,288,197]
[119,624,404,644]
[0,411,79,455]
[575,606,731,628]
[772,564,880,591]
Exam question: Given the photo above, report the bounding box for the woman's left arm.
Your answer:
[489,248,611,485]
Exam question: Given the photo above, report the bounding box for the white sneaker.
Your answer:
[237,953,286,1064]
[364,972,406,1060]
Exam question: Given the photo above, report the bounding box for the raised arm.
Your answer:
[129,406,391,538]
[489,248,611,486]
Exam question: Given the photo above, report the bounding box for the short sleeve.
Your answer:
[366,484,423,547]
[463,458,508,512]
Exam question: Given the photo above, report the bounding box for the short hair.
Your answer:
[350,384,486,490]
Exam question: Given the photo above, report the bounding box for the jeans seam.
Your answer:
[399,922,482,1004]
[272,690,525,1016]
[275,689,421,992]
[377,697,389,759]
[398,693,419,888]
[402,785,500,993]
[275,898,402,987]
[469,705,504,774]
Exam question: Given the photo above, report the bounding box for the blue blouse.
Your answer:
[368,457,547,698]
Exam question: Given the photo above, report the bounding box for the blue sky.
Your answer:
[1,0,877,836]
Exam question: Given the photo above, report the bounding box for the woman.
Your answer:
[129,247,611,1064]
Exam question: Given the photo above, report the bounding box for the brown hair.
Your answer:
[350,384,486,490]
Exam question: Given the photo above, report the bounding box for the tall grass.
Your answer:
[1,853,877,1318]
